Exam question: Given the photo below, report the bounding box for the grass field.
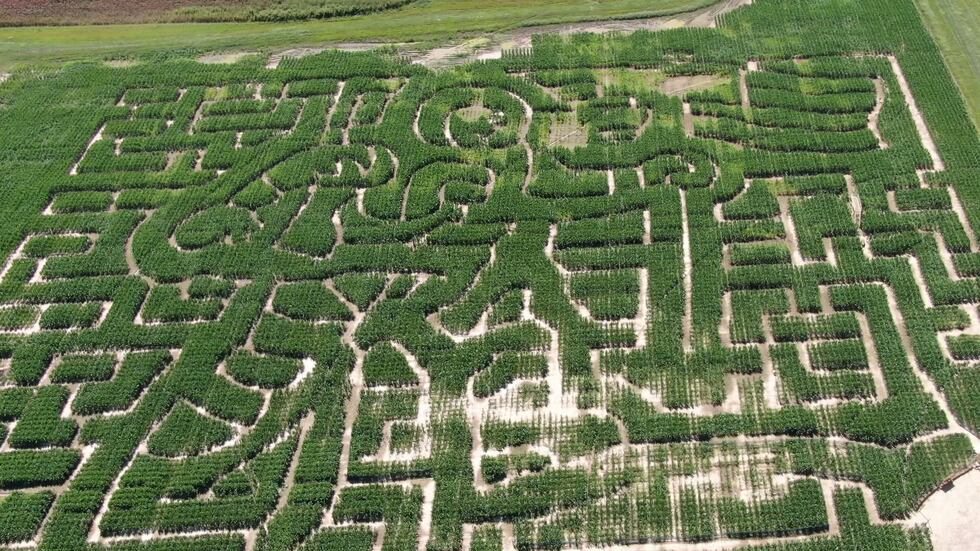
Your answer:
[0,0,413,26]
[0,0,717,71]
[914,0,980,132]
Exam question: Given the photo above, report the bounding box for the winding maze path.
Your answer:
[1,1,980,550]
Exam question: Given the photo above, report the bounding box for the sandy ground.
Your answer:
[738,69,751,114]
[680,188,694,353]
[197,52,258,64]
[868,78,889,149]
[548,113,589,148]
[908,467,980,550]
[104,60,138,68]
[662,75,729,96]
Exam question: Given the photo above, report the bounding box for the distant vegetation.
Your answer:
[0,0,720,70]
[0,0,417,26]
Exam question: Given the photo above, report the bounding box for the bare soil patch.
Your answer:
[458,105,492,122]
[411,37,492,68]
[662,74,730,96]
[105,60,139,68]
[547,113,589,149]
[596,68,665,94]
[197,52,258,64]
[908,467,980,550]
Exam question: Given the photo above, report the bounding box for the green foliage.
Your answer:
[273,281,352,321]
[147,402,234,457]
[0,4,976,548]
[333,274,387,310]
[363,342,417,387]
[226,351,302,388]
[50,353,115,383]
[0,492,53,544]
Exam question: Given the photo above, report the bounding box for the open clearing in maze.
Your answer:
[1,0,979,549]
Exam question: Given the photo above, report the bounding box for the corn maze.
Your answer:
[0,0,979,549]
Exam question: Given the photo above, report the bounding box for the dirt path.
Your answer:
[70,123,105,176]
[844,175,874,259]
[738,69,751,115]
[879,282,980,452]
[197,52,256,64]
[263,0,754,69]
[887,55,945,171]
[868,78,889,149]
[679,188,694,353]
[682,102,695,136]
[777,196,805,265]
[321,308,368,527]
[947,187,980,251]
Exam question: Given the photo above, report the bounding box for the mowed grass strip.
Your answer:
[914,0,980,133]
[0,0,717,71]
